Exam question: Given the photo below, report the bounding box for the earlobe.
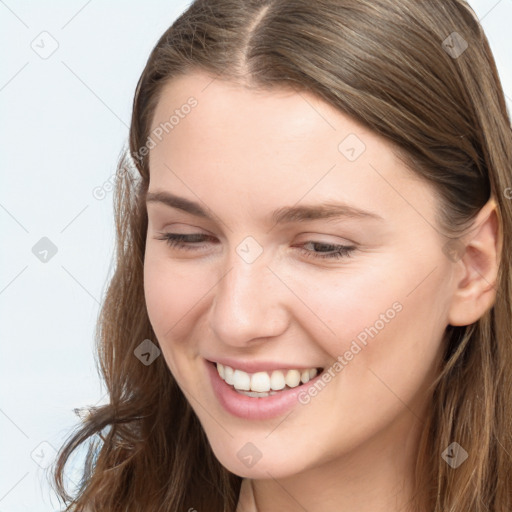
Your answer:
[447,197,501,327]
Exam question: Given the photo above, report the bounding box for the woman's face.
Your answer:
[144,71,455,479]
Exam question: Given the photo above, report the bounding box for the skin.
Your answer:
[143,71,499,512]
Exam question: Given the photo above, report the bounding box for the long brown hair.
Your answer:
[52,1,512,510]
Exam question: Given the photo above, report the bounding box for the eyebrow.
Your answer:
[145,190,384,224]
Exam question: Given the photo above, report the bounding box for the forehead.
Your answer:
[148,71,396,161]
[147,71,435,229]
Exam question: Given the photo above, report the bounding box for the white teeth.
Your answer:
[251,372,271,392]
[216,363,320,393]
[224,365,235,385]
[285,369,301,388]
[300,369,310,384]
[233,369,251,390]
[270,370,286,391]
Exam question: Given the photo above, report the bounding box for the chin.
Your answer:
[206,435,314,479]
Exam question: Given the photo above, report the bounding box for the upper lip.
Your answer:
[206,357,323,374]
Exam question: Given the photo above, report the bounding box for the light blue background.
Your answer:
[1,1,511,510]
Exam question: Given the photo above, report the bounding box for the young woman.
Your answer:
[53,1,512,510]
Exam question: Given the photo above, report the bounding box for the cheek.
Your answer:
[144,250,201,331]
[280,261,404,351]
[274,272,448,459]
[285,256,448,383]
[143,250,219,371]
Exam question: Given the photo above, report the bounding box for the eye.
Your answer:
[155,232,356,260]
[155,232,214,251]
[296,241,356,260]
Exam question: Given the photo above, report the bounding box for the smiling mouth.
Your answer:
[214,362,324,397]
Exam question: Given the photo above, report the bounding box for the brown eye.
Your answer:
[298,241,356,260]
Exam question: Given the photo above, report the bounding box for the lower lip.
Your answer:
[205,360,324,421]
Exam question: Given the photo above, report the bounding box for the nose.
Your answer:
[209,248,290,347]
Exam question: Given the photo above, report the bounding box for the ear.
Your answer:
[447,197,501,327]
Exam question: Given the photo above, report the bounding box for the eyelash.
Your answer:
[155,233,356,260]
